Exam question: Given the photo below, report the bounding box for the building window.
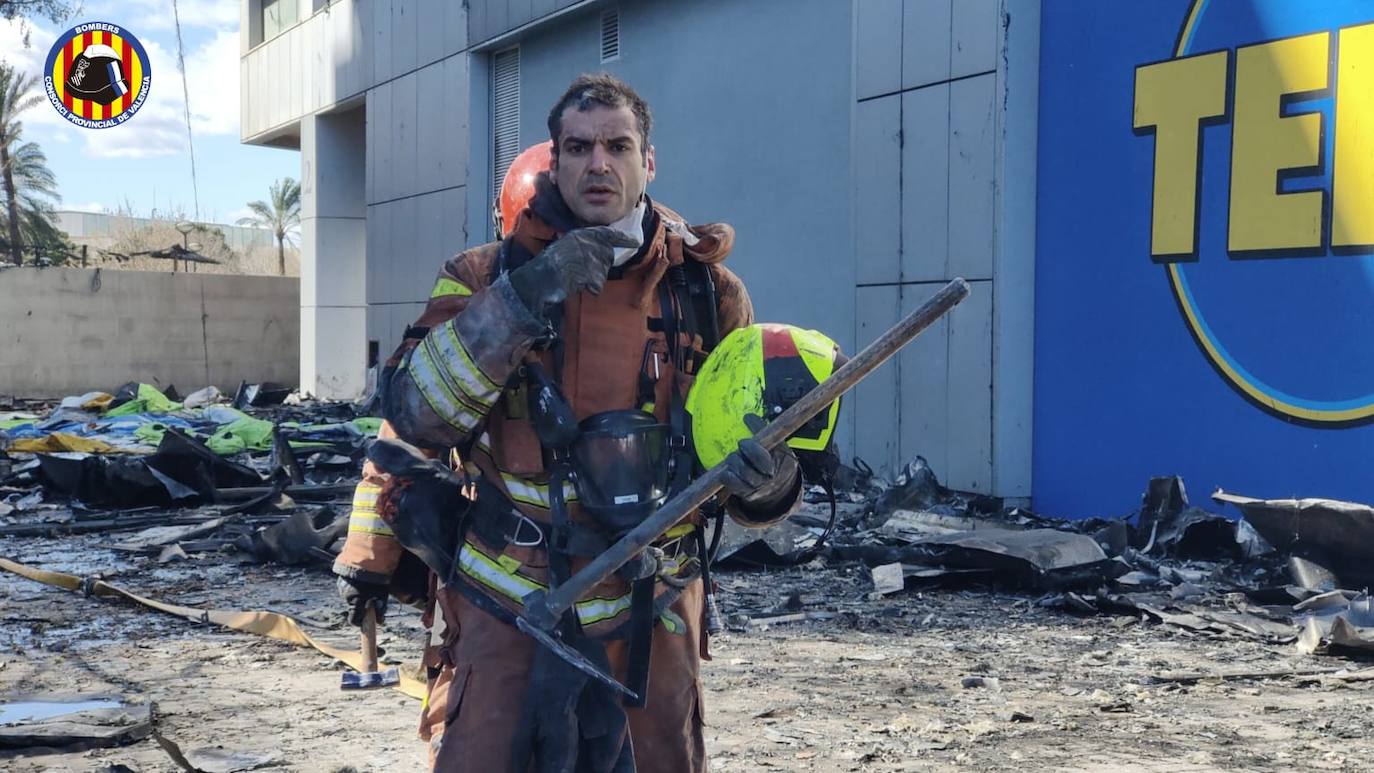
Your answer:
[262,0,299,42]
[601,9,620,63]
[491,47,521,204]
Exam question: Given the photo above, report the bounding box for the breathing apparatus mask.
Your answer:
[524,364,672,536]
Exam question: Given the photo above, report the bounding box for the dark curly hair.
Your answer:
[547,72,652,159]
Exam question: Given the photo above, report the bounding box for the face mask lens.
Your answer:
[572,412,669,532]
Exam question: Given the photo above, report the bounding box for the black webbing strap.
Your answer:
[622,577,655,708]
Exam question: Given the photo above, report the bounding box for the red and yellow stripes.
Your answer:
[50,29,142,121]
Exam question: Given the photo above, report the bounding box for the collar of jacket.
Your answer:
[510,171,736,276]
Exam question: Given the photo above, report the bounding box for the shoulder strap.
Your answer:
[682,258,720,352]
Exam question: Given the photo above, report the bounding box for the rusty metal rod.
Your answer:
[521,277,972,631]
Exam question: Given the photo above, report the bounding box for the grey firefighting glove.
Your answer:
[337,575,389,627]
[508,226,641,318]
[719,414,800,507]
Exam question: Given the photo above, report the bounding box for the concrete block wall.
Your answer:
[0,268,298,398]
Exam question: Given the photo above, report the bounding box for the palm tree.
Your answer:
[238,177,301,276]
[0,138,65,257]
[0,63,48,265]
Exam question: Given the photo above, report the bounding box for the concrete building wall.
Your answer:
[239,0,1038,498]
[240,0,471,397]
[478,0,859,452]
[0,268,299,398]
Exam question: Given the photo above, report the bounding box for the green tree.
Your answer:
[237,177,301,276]
[0,1,75,22]
[0,63,62,265]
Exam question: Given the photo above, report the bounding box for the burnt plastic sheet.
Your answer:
[1213,491,1374,588]
[146,428,261,500]
[35,454,196,507]
[1137,478,1271,560]
[241,507,348,565]
[35,429,261,507]
[1295,591,1374,655]
[909,528,1118,588]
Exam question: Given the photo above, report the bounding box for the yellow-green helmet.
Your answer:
[686,323,844,469]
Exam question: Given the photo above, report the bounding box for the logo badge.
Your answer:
[1134,0,1374,425]
[44,22,151,129]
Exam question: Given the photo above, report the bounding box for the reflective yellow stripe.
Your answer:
[421,331,498,410]
[409,343,486,433]
[500,473,579,509]
[574,594,633,626]
[348,514,395,536]
[352,483,381,511]
[456,543,630,627]
[436,319,501,397]
[430,277,473,299]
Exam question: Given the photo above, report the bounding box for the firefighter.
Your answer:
[335,73,826,772]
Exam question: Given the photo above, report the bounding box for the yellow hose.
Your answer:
[0,557,427,700]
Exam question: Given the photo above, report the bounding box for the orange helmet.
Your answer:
[494,141,554,237]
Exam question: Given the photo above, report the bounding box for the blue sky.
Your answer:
[2,0,299,226]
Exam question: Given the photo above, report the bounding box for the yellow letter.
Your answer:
[1134,51,1229,258]
[1334,23,1374,248]
[1229,33,1329,253]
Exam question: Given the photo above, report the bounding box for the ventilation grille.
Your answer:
[600,9,620,63]
[491,47,521,204]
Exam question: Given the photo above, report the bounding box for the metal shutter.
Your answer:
[491,47,521,203]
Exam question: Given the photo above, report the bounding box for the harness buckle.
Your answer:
[506,510,544,547]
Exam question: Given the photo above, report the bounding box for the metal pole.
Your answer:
[520,277,972,631]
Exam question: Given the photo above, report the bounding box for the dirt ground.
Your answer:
[3,532,1372,772]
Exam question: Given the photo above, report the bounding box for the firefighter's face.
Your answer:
[551,105,654,225]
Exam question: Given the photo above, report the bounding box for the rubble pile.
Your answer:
[0,382,377,566]
[720,456,1374,660]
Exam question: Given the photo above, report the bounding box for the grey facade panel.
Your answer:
[853,285,902,473]
[442,55,472,192]
[417,0,445,66]
[947,73,995,281]
[902,0,951,89]
[944,278,993,491]
[392,0,419,77]
[393,72,420,204]
[952,0,999,78]
[856,0,902,99]
[900,83,950,281]
[532,0,557,20]
[854,97,901,285]
[444,1,469,59]
[416,65,447,194]
[373,0,392,85]
[896,283,950,476]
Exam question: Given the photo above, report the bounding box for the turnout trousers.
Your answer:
[422,579,708,773]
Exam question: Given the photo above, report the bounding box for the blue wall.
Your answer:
[1034,0,1374,518]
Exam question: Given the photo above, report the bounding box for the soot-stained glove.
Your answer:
[508,226,641,317]
[365,438,470,579]
[719,414,800,507]
[337,575,390,627]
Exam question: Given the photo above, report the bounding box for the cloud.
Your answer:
[0,10,243,160]
[184,28,242,137]
[77,26,243,159]
[82,0,240,33]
